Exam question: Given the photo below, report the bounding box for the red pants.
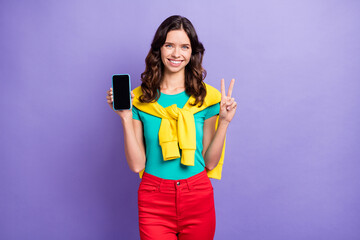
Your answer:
[138,169,216,240]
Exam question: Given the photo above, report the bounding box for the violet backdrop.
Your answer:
[1,0,360,239]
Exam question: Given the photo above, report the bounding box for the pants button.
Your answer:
[177,182,180,186]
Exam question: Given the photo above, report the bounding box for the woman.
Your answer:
[106,15,236,240]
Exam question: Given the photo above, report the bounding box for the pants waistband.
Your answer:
[141,169,210,191]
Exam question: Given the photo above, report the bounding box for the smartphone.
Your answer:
[112,74,131,110]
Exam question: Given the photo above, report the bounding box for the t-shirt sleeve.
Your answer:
[205,103,220,120]
[132,106,141,120]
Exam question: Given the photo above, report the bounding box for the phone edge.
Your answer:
[112,74,132,111]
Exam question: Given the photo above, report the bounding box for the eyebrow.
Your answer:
[164,42,191,46]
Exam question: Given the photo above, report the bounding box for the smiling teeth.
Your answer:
[170,60,181,64]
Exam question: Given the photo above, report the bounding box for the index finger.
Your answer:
[227,78,235,97]
[221,78,226,97]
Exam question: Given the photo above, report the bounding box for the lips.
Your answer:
[168,59,183,67]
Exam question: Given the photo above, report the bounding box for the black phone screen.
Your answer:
[112,74,131,110]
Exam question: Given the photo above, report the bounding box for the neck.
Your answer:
[161,69,185,91]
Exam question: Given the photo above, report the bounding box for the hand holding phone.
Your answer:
[106,74,135,121]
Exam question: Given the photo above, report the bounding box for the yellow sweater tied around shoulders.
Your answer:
[132,83,226,180]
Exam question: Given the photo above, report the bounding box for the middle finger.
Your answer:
[227,79,235,97]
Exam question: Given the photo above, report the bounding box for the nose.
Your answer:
[171,47,180,58]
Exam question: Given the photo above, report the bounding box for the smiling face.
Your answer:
[160,29,192,75]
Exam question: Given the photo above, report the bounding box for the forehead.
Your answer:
[165,29,191,44]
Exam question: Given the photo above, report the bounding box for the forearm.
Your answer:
[121,118,146,173]
[204,119,229,170]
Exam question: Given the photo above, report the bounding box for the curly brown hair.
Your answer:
[139,15,207,106]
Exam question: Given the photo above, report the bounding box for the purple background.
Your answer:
[1,0,360,239]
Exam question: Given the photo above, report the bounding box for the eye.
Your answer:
[182,45,190,50]
[165,44,173,48]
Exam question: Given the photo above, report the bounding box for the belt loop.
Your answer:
[158,178,163,192]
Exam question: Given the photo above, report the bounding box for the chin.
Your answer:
[167,67,185,74]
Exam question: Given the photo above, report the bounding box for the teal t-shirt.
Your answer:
[132,91,220,180]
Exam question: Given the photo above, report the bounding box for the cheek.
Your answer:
[160,50,168,63]
[160,47,167,56]
[186,50,192,60]
[185,53,192,63]
[160,50,165,59]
